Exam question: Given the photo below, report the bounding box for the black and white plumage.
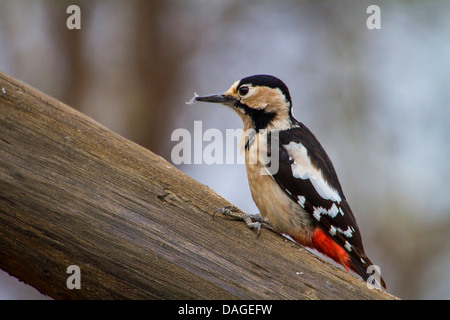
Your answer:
[268,124,375,283]
[194,74,386,289]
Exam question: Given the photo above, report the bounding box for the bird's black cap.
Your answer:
[238,74,292,105]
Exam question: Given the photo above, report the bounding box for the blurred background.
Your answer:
[0,0,449,300]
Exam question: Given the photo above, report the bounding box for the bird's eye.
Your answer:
[238,86,249,96]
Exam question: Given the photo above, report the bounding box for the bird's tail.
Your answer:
[350,254,387,290]
[311,228,387,289]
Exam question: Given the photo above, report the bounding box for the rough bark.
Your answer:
[0,71,396,300]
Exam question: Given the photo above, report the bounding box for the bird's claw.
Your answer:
[213,205,242,220]
[213,205,273,237]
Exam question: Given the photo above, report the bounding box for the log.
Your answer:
[0,71,396,300]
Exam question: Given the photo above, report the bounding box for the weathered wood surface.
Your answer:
[0,71,397,299]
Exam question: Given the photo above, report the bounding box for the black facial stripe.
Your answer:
[235,101,276,132]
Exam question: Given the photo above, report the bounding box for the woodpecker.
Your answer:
[193,74,386,289]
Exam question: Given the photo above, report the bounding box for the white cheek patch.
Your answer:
[284,142,342,203]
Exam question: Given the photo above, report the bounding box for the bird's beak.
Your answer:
[195,94,236,105]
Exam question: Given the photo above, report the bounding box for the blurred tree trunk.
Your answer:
[130,0,184,157]
[44,0,93,109]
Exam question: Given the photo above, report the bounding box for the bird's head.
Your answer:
[195,74,295,131]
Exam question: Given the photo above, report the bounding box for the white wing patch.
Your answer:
[336,226,354,238]
[284,142,342,203]
[344,241,353,252]
[282,141,356,246]
[312,204,340,221]
[297,195,306,208]
[329,225,337,236]
[329,222,354,238]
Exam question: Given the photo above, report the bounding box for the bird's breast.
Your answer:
[244,133,314,240]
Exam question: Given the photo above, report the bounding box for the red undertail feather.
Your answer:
[311,228,353,272]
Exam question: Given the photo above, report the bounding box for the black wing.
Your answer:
[267,123,384,287]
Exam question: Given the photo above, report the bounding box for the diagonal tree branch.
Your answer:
[0,71,396,300]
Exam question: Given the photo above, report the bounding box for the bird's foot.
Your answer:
[213,205,273,237]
